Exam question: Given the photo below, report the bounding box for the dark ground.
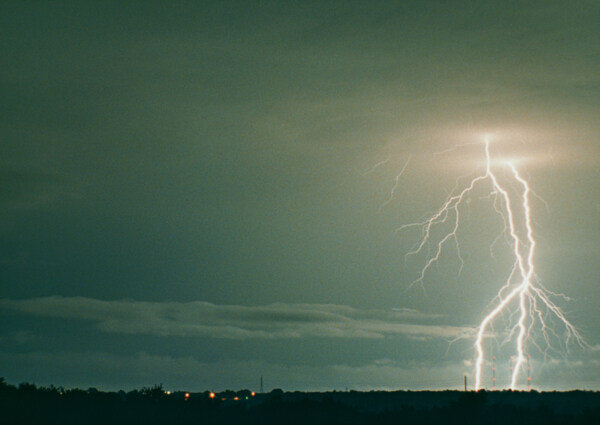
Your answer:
[1,378,599,425]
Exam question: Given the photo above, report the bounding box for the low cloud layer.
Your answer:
[0,297,470,340]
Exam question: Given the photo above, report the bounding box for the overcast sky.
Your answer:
[1,0,599,392]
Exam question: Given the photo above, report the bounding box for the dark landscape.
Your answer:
[2,378,599,425]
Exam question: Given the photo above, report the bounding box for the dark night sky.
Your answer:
[1,0,599,391]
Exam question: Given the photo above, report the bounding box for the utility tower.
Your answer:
[260,375,264,393]
[464,375,467,391]
[527,356,531,390]
[492,356,496,390]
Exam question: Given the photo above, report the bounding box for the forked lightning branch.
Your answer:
[395,136,585,390]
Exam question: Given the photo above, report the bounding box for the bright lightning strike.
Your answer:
[393,136,585,391]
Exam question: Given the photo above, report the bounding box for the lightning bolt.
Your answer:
[394,136,585,390]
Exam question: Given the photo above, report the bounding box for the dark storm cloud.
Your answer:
[0,0,598,390]
[0,170,70,210]
[0,297,469,340]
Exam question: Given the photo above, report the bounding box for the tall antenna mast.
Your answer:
[509,356,514,388]
[492,356,496,390]
[527,356,531,390]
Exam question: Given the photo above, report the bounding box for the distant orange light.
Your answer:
[233,396,239,401]
[209,392,215,399]
[251,392,255,397]
[185,392,190,400]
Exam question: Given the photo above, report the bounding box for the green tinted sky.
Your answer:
[0,0,599,391]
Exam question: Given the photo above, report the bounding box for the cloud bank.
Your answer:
[0,296,470,340]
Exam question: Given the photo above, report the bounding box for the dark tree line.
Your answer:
[1,378,599,425]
